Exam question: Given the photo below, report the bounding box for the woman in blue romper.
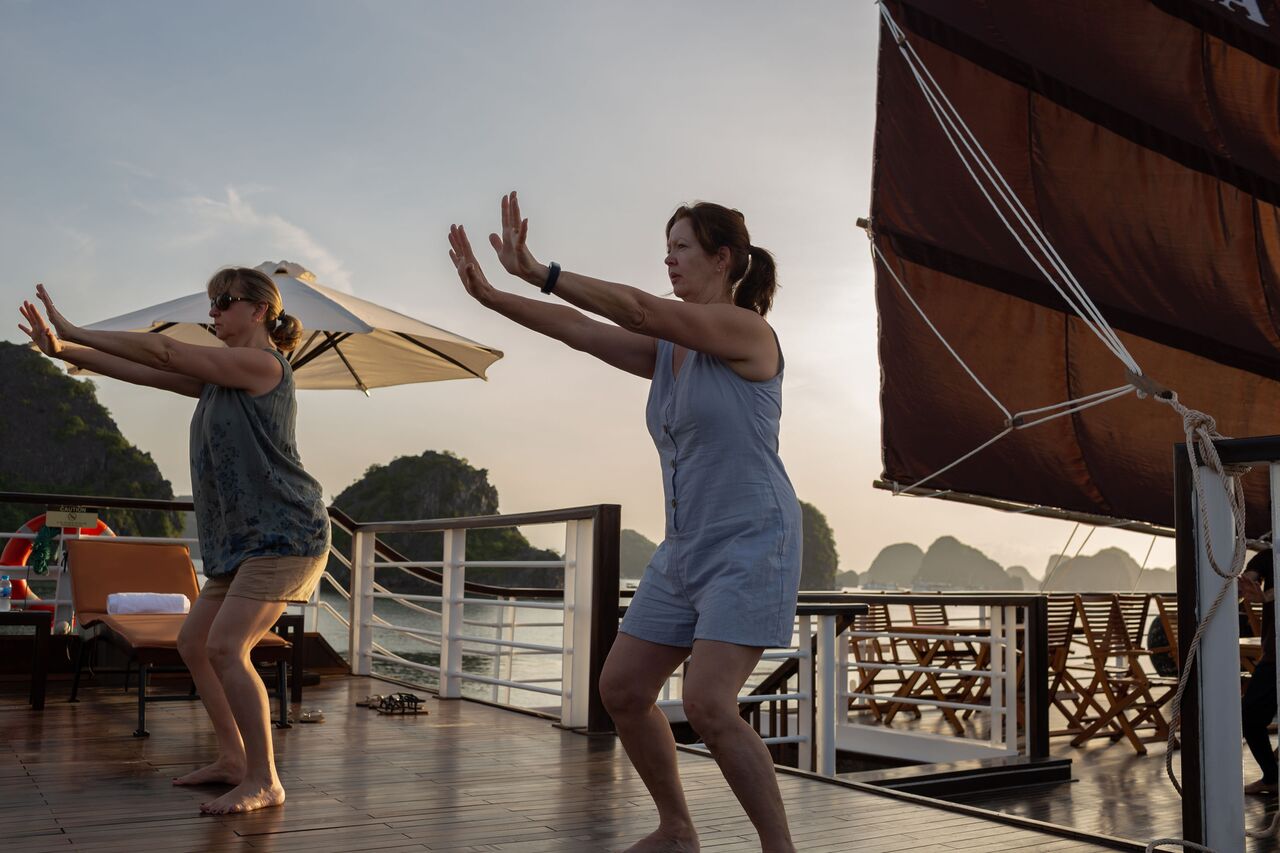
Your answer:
[19,271,330,816]
[449,193,802,853]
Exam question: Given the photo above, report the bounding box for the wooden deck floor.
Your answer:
[0,674,1123,853]
[945,726,1280,852]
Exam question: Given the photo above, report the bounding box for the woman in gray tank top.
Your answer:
[19,269,329,817]
[448,193,801,853]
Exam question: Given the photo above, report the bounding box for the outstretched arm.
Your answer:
[19,300,204,397]
[448,225,656,379]
[33,284,279,393]
[488,192,774,373]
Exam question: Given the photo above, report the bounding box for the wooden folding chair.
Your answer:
[1044,594,1104,738]
[1070,594,1169,753]
[65,539,296,737]
[883,599,990,733]
[847,601,915,721]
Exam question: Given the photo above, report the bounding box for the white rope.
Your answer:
[1012,385,1134,421]
[900,427,1013,493]
[1130,535,1158,593]
[1012,386,1135,430]
[871,241,1011,419]
[1039,523,1079,592]
[1144,841,1217,852]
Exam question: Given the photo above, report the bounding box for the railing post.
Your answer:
[301,580,321,633]
[989,606,1005,751]
[814,613,838,776]
[1002,605,1018,754]
[349,530,375,676]
[797,613,814,772]
[439,528,466,699]
[587,504,620,733]
[1025,595,1049,759]
[560,506,620,732]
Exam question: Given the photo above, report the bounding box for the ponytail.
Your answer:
[734,245,778,317]
[270,312,304,352]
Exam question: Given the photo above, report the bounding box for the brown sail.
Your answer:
[871,0,1280,533]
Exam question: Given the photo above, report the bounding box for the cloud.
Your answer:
[179,188,354,292]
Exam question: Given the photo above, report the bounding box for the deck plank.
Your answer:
[0,674,1121,851]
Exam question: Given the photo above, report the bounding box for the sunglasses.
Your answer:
[210,293,257,311]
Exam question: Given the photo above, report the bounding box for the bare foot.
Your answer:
[199,781,286,815]
[622,829,699,852]
[173,759,245,786]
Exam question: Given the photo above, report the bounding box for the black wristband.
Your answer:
[540,261,561,295]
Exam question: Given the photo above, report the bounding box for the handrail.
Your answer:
[0,491,194,511]
[329,506,565,600]
[352,504,621,534]
[0,491,574,600]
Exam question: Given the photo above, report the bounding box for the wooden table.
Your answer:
[1,608,52,709]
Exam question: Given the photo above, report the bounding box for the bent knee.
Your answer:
[176,625,207,661]
[599,674,659,718]
[682,692,739,740]
[205,639,249,669]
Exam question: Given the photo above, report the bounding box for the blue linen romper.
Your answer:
[620,336,803,649]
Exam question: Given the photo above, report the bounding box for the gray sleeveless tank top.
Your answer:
[189,349,331,578]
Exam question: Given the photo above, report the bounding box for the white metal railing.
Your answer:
[829,594,1045,764]
[339,506,620,730]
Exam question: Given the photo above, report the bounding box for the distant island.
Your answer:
[859,537,1174,592]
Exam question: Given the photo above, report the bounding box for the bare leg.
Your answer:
[198,596,288,815]
[173,595,245,785]
[599,634,699,853]
[683,640,794,853]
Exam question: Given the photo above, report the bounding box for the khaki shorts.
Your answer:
[200,554,327,604]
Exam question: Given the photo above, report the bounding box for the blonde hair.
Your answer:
[206,267,303,352]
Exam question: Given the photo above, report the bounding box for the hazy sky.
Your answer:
[0,1,1177,577]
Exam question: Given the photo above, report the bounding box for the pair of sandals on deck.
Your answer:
[356,692,428,715]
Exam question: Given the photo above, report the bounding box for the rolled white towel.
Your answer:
[106,592,191,615]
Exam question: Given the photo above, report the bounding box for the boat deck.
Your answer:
[2,674,1122,852]
[946,725,1280,852]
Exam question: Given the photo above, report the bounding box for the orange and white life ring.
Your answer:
[0,513,114,601]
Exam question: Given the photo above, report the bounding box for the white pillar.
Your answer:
[439,529,466,699]
[349,531,375,676]
[1194,465,1245,853]
[814,614,838,776]
[797,614,814,772]
[561,518,596,728]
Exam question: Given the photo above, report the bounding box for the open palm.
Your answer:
[18,300,63,357]
[488,192,540,280]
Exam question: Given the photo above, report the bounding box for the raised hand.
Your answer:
[34,284,80,342]
[448,224,499,305]
[18,300,63,357]
[488,191,542,282]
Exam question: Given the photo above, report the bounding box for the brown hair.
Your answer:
[665,202,778,316]
[205,267,303,352]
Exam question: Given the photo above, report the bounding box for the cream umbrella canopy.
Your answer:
[74,261,503,392]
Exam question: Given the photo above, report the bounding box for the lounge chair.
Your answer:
[65,538,297,736]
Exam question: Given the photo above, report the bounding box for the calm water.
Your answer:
[312,587,566,707]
